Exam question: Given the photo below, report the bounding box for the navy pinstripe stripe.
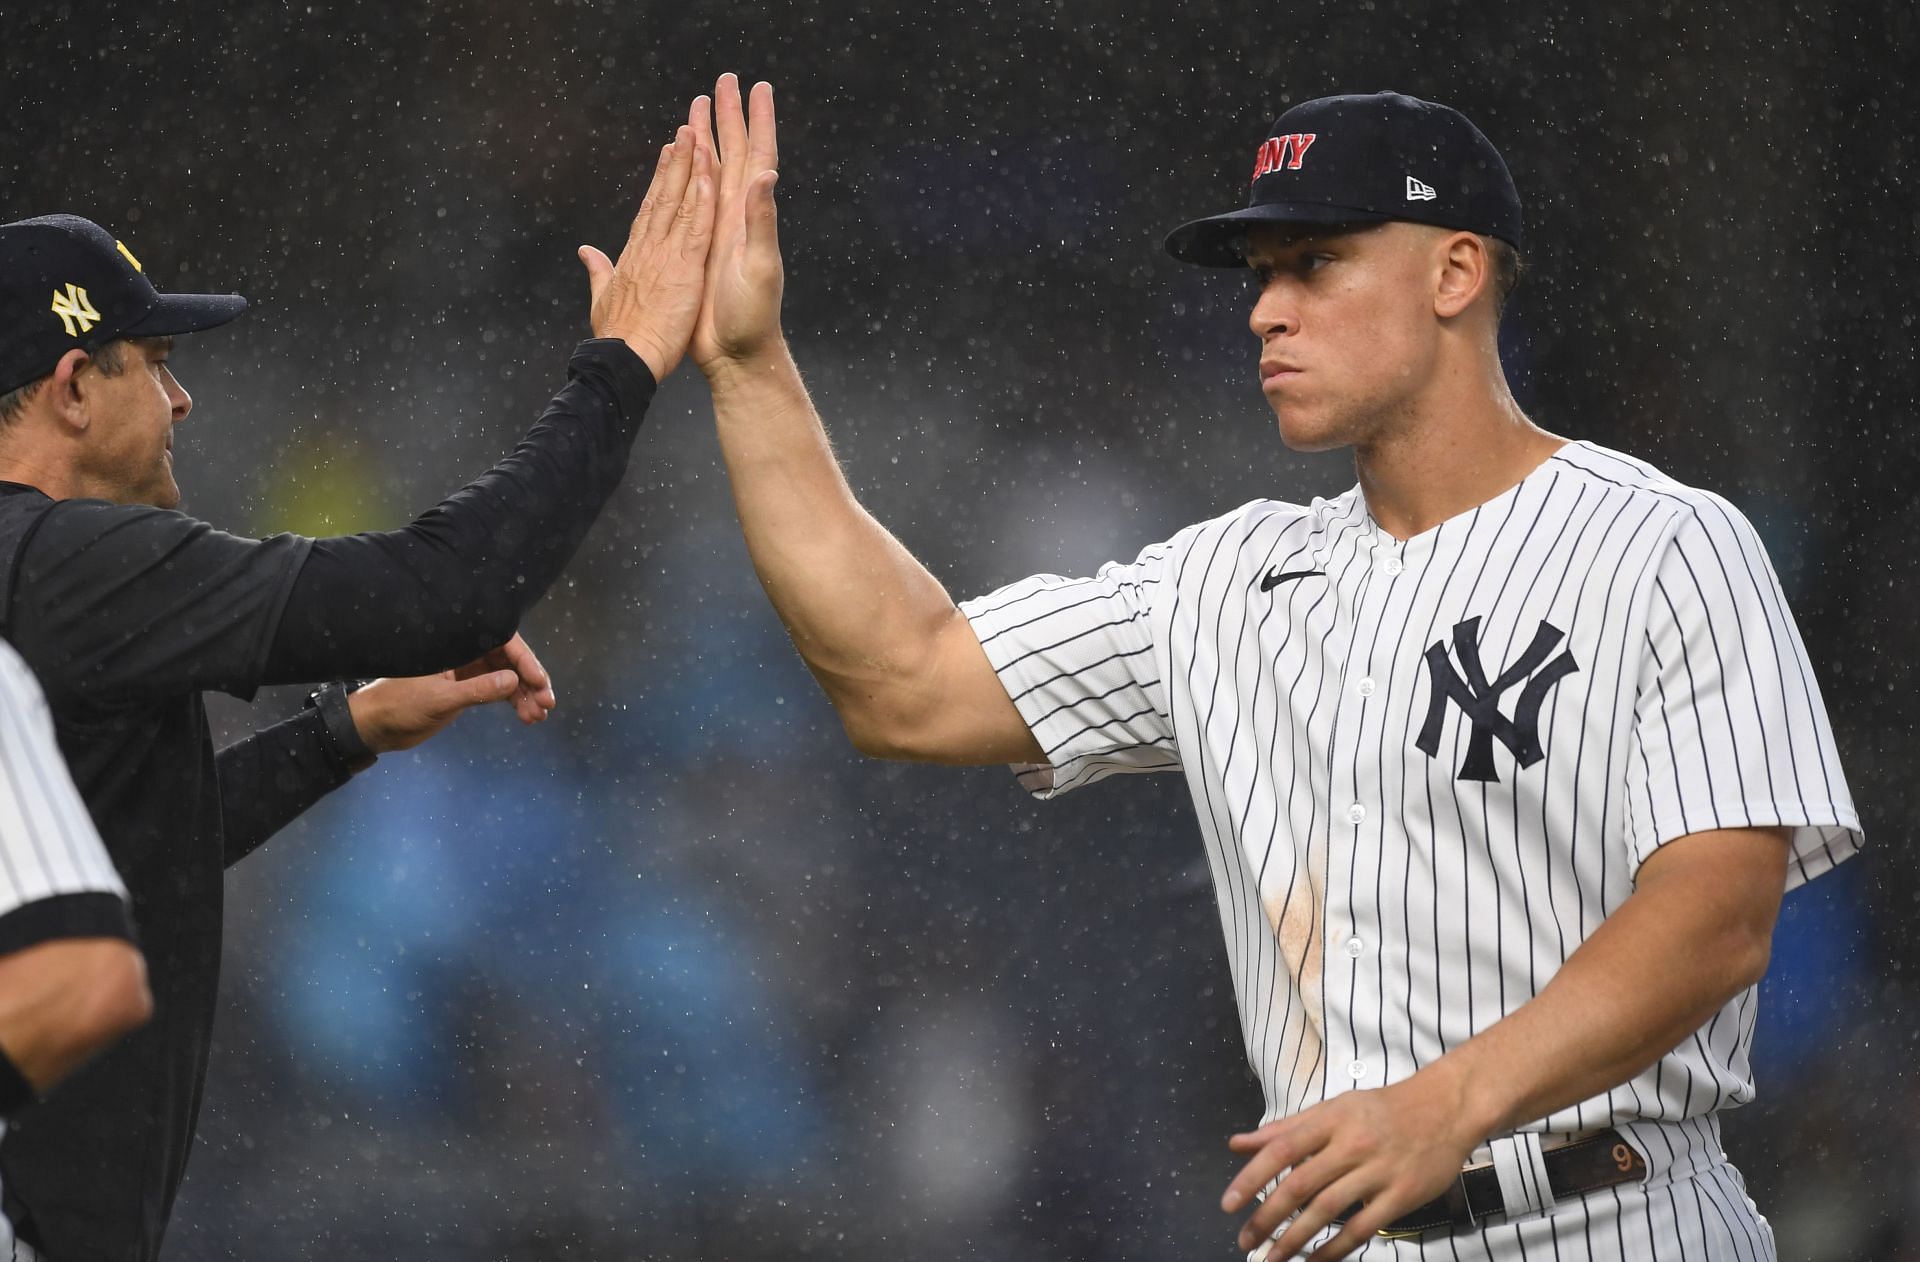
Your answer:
[973,588,1114,645]
[1008,644,1156,704]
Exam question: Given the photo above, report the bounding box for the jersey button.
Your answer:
[1356,677,1376,698]
[1346,804,1366,824]
[1347,1060,1367,1080]
[1345,937,1364,958]
[1383,556,1405,576]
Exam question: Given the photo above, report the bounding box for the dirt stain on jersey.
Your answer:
[1265,857,1326,1059]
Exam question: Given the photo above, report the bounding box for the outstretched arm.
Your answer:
[8,129,713,708]
[260,130,717,683]
[691,75,1039,765]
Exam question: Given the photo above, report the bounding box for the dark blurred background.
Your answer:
[4,1,1915,1258]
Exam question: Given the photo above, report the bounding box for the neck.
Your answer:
[0,438,90,502]
[1352,356,1563,540]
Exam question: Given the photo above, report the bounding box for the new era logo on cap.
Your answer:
[1406,176,1437,201]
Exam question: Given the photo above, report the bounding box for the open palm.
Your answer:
[689,74,784,371]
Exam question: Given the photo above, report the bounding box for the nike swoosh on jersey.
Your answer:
[1260,568,1325,591]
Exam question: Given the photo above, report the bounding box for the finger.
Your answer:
[511,686,550,725]
[499,640,557,715]
[642,128,695,244]
[1223,1128,1310,1212]
[1228,1120,1291,1155]
[744,169,780,264]
[454,669,520,710]
[1241,1148,1348,1246]
[688,92,715,164]
[451,644,511,682]
[747,80,778,173]
[1306,1215,1385,1262]
[1262,1169,1376,1261]
[683,169,715,255]
[715,71,749,198]
[576,244,613,305]
[627,142,676,243]
[494,634,550,692]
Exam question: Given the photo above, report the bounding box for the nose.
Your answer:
[163,366,192,423]
[1248,277,1294,341]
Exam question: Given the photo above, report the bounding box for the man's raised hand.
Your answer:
[578,124,716,382]
[688,73,784,375]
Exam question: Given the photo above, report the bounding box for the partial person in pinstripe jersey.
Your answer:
[0,640,149,1262]
[684,77,1860,1260]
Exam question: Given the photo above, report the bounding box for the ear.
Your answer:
[1432,232,1490,320]
[43,349,95,435]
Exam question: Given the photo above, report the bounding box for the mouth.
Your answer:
[1259,361,1303,389]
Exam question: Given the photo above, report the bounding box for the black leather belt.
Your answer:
[1337,1129,1648,1238]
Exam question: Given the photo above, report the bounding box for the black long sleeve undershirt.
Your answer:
[7,338,656,711]
[261,338,656,681]
[5,338,654,868]
[215,703,367,867]
[213,339,655,861]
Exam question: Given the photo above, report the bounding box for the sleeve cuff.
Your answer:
[1630,801,1864,893]
[307,684,377,775]
[568,338,659,423]
[0,893,135,957]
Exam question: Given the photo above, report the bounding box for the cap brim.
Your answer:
[1164,203,1396,267]
[123,292,249,337]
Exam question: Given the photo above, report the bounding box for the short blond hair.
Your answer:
[1487,237,1522,316]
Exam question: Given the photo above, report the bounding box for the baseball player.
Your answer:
[0,639,148,1262]
[683,79,1859,1260]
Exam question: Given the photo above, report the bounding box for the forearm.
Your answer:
[1424,829,1786,1139]
[708,346,965,724]
[261,339,655,683]
[0,937,148,1100]
[215,699,372,866]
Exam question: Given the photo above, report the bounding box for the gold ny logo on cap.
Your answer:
[50,284,103,337]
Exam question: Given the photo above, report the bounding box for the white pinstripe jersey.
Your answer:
[0,637,127,1259]
[961,440,1860,1148]
[0,641,125,919]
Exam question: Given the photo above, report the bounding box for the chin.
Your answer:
[1270,405,1351,454]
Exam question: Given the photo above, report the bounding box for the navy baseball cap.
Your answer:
[1165,92,1523,267]
[0,214,247,395]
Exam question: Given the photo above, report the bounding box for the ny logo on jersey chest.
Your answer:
[1416,617,1580,782]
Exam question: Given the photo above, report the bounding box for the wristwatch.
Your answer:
[305,681,378,774]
